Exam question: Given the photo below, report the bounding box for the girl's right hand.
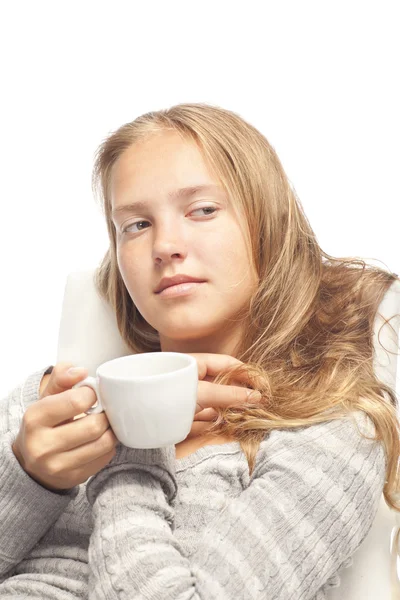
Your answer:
[12,363,119,493]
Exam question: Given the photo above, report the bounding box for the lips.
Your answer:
[154,274,206,294]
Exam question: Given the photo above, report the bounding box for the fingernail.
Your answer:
[247,389,261,401]
[67,367,86,376]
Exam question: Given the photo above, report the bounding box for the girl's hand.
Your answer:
[12,363,119,492]
[187,353,261,440]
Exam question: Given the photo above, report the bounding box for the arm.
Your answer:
[86,411,386,600]
[0,366,79,578]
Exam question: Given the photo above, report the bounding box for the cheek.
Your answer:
[219,230,253,278]
[118,242,145,275]
[117,249,149,300]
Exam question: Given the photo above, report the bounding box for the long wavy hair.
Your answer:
[91,102,400,510]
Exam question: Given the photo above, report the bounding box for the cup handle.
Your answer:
[72,376,104,414]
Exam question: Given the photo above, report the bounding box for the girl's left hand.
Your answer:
[186,353,261,440]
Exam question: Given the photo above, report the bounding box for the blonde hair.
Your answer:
[92,102,400,510]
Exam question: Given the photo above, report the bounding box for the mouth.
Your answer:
[156,281,206,298]
[154,275,206,294]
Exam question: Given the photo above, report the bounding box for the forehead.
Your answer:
[111,133,211,189]
[110,132,225,212]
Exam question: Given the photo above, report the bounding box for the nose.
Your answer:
[152,224,188,265]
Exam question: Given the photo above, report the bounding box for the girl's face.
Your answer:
[110,131,258,355]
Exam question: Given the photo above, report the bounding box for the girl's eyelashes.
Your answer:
[121,205,219,234]
[191,206,218,217]
[122,220,150,234]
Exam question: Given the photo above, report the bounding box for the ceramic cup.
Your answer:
[72,352,198,448]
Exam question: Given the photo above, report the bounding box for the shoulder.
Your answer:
[253,412,385,485]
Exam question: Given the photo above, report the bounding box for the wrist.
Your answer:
[86,444,177,505]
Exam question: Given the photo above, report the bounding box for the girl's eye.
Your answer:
[121,206,218,234]
[191,206,218,217]
[122,220,150,234]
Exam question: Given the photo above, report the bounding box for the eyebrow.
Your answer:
[111,184,222,218]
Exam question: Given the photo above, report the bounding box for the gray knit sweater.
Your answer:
[0,365,386,599]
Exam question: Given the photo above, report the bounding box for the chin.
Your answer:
[158,320,218,342]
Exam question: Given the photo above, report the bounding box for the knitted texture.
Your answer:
[0,367,386,599]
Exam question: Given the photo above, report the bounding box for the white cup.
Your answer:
[72,352,198,449]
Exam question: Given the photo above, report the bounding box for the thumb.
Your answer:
[39,362,89,399]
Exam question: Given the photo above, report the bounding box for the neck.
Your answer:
[159,327,242,358]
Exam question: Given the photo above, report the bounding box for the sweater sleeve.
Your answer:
[0,366,79,578]
[85,411,386,600]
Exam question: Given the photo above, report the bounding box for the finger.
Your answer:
[47,426,119,476]
[39,363,89,400]
[194,408,218,422]
[196,380,261,413]
[55,448,117,490]
[29,385,98,428]
[42,413,116,455]
[212,365,267,391]
[187,353,265,390]
[187,353,243,380]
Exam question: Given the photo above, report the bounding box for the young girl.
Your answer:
[2,103,399,599]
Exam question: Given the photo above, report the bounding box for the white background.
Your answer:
[0,1,399,399]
